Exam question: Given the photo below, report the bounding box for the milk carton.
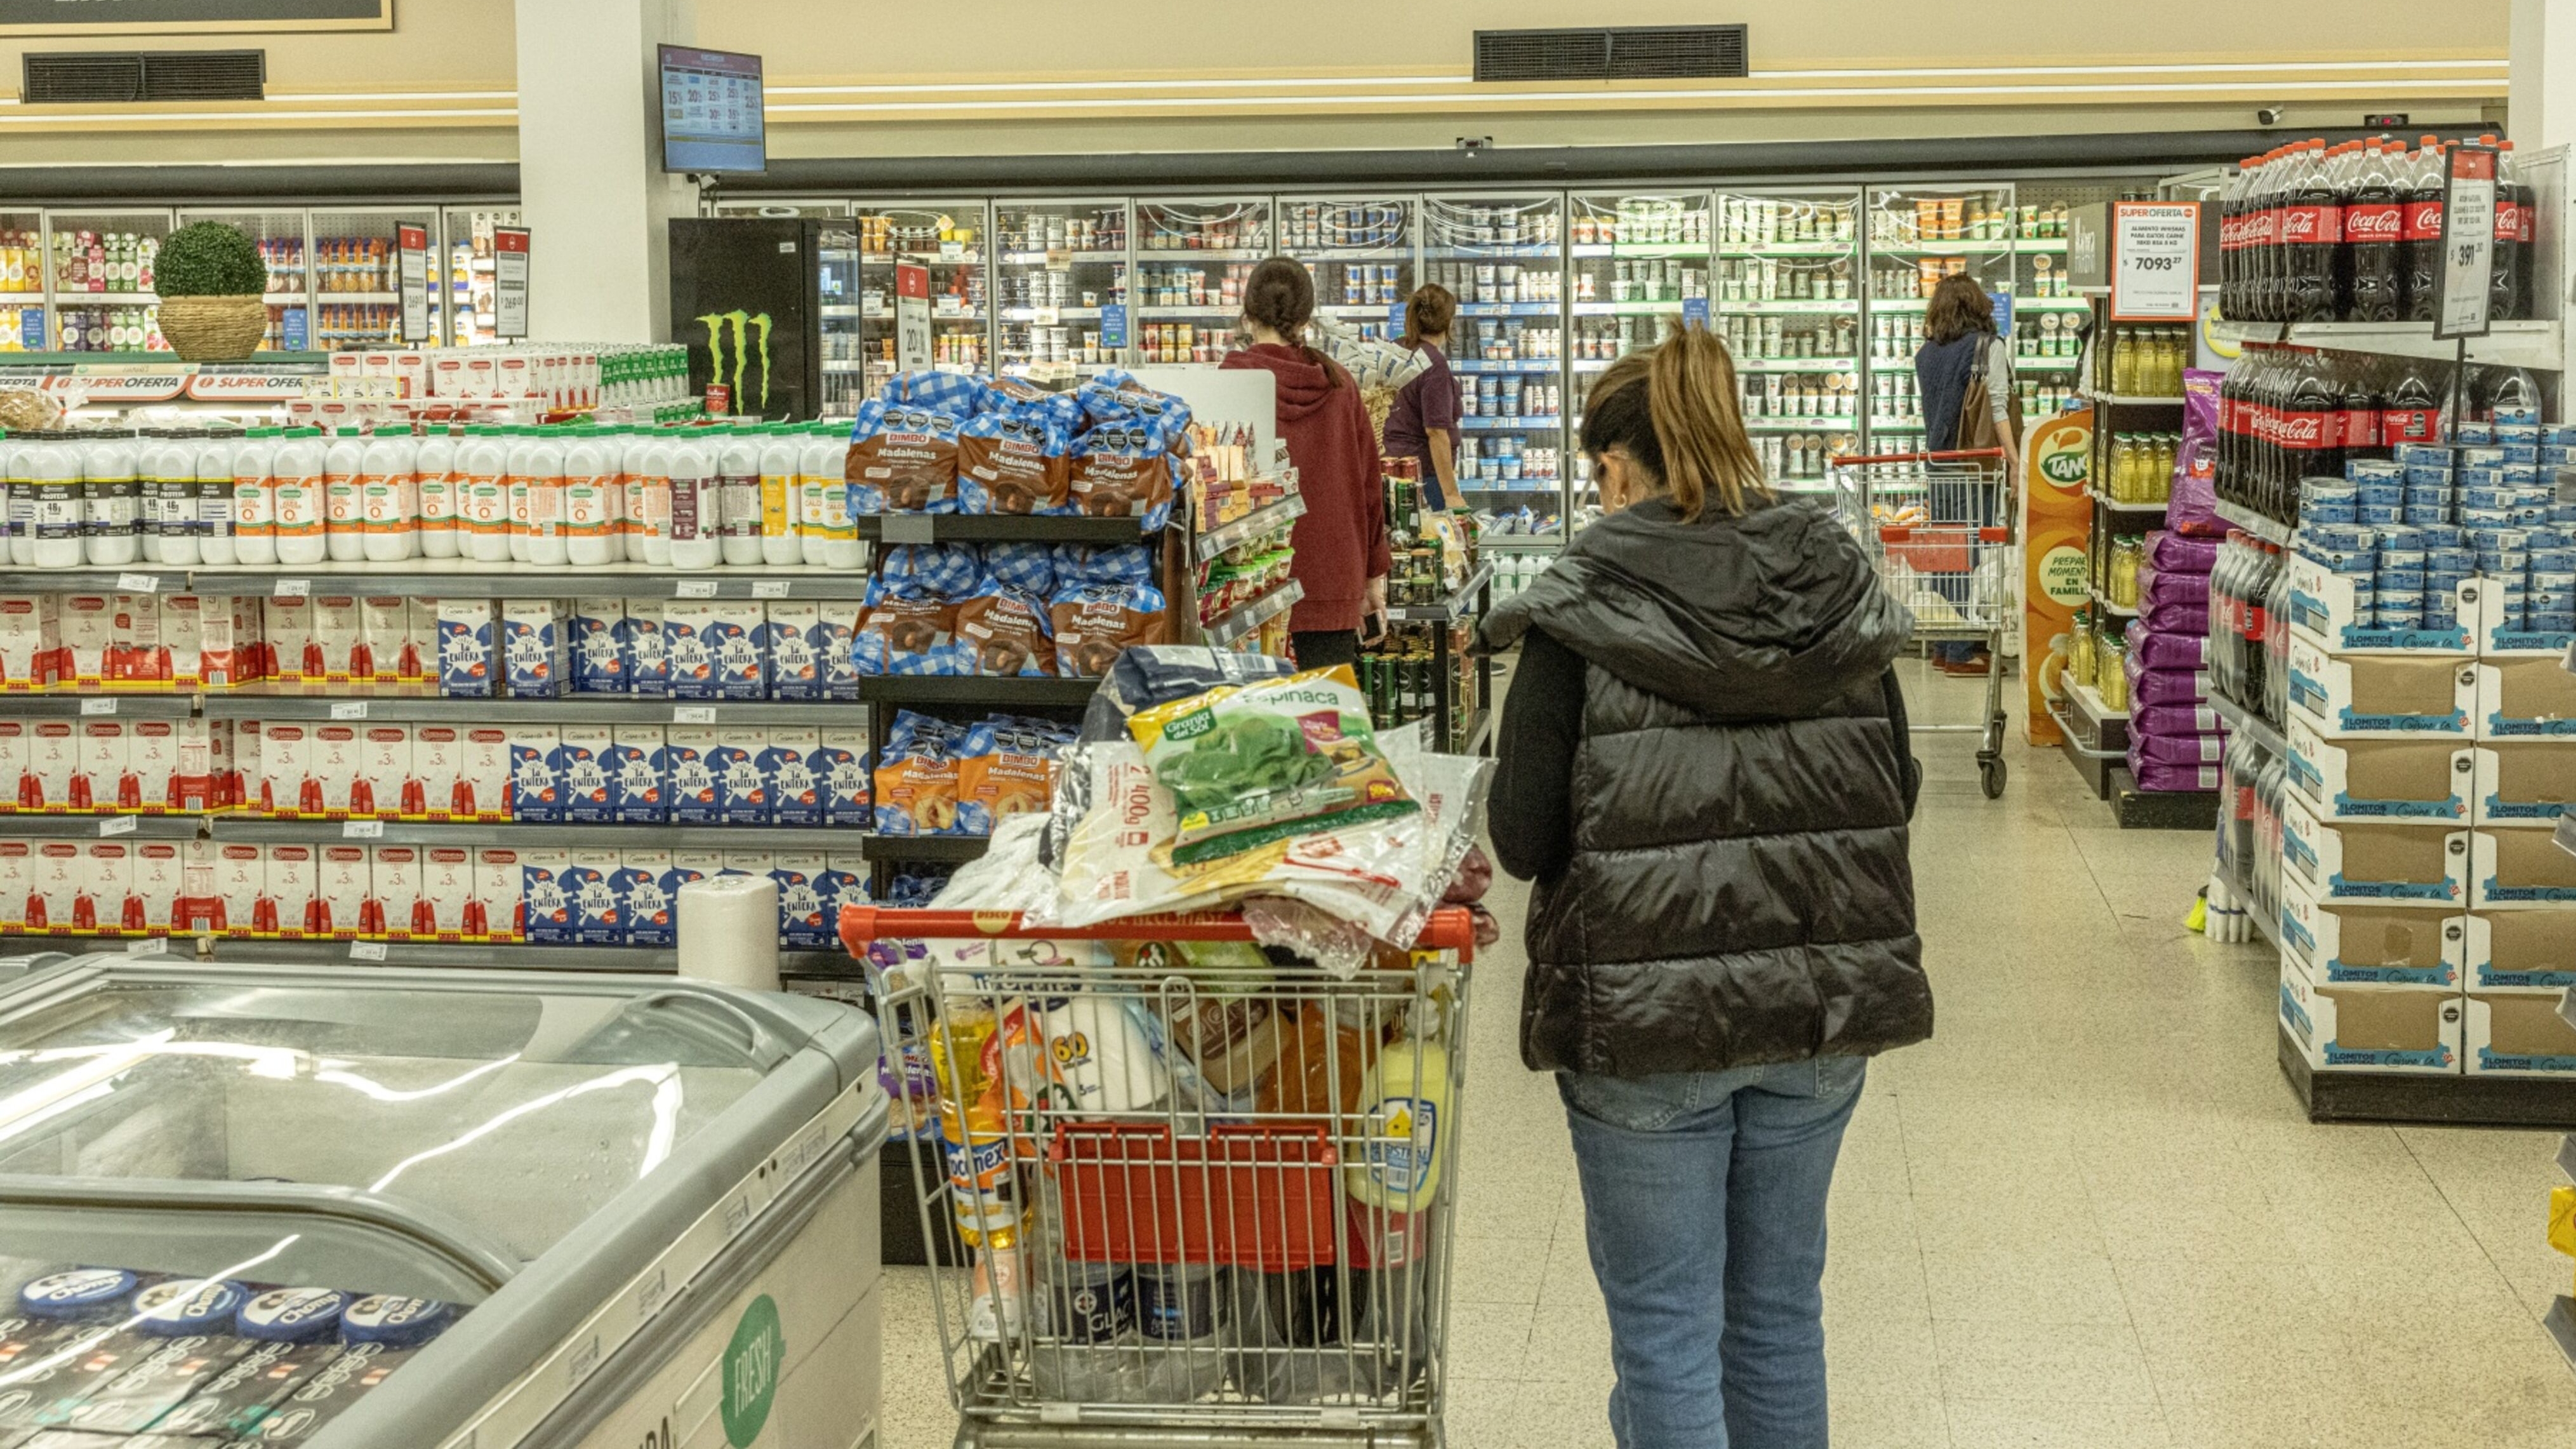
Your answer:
[607,727,663,824]
[172,839,222,933]
[403,598,439,682]
[535,726,604,825]
[251,723,305,815]
[130,841,184,933]
[0,841,26,927]
[27,841,81,930]
[663,599,718,698]
[309,723,363,816]
[570,597,627,695]
[211,717,243,808]
[620,599,671,697]
[60,595,115,683]
[519,847,574,944]
[664,727,721,825]
[472,848,523,940]
[764,603,821,700]
[213,843,264,934]
[112,593,168,684]
[405,724,456,820]
[84,841,133,933]
[371,845,420,939]
[127,720,179,813]
[160,594,207,688]
[314,845,372,937]
[819,855,869,942]
[199,594,256,687]
[312,596,366,683]
[265,844,317,937]
[773,853,830,948]
[711,727,767,825]
[501,599,568,698]
[27,720,78,811]
[166,719,217,813]
[437,599,499,697]
[566,850,623,945]
[0,596,56,688]
[611,850,674,947]
[77,719,129,812]
[359,724,414,817]
[416,846,475,939]
[361,597,420,682]
[0,721,25,810]
[765,728,822,826]
[508,724,563,823]
[266,594,318,681]
[817,603,861,701]
[711,600,769,700]
[720,849,776,882]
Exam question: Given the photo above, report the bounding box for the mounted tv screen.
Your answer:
[659,44,765,173]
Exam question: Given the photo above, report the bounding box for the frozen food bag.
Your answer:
[1127,665,1417,864]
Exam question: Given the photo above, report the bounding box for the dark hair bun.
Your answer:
[1242,257,1315,335]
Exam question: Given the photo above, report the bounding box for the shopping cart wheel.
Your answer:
[1979,754,2007,800]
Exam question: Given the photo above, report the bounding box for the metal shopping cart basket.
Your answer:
[844,903,1478,1449]
[1827,446,2017,799]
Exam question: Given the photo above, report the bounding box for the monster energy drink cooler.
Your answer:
[668,218,829,422]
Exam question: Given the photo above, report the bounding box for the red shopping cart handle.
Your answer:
[1832,448,2012,466]
[838,904,1477,960]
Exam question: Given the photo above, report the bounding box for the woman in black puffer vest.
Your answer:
[1480,323,1932,1449]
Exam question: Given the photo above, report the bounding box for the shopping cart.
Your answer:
[1827,446,2017,799]
[844,904,1477,1449]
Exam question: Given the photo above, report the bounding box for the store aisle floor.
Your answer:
[877,665,2576,1449]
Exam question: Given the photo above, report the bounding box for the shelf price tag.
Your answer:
[116,572,157,594]
[273,579,310,599]
[329,701,369,720]
[2434,142,2499,341]
[674,578,719,598]
[879,515,934,545]
[342,818,385,839]
[350,940,389,962]
[894,261,933,371]
[98,815,135,836]
[751,580,789,599]
[674,705,719,724]
[124,935,168,957]
[1681,297,1711,328]
[79,698,116,716]
[2109,201,2200,321]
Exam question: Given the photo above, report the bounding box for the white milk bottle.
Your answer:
[5,432,35,567]
[523,424,568,568]
[194,427,237,566]
[83,429,140,567]
[667,430,721,570]
[322,425,367,563]
[635,429,675,567]
[759,422,802,566]
[716,425,762,566]
[30,432,83,570]
[270,426,329,566]
[562,424,617,568]
[229,425,279,567]
[504,425,534,563]
[459,425,513,564]
[413,424,460,559]
[359,429,418,563]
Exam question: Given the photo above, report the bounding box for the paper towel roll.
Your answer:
[676,874,781,992]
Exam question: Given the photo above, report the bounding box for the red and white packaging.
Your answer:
[254,722,310,815]
[0,840,27,926]
[0,598,56,689]
[266,596,317,681]
[359,724,415,817]
[227,719,261,809]
[361,598,422,682]
[313,597,366,683]
[406,599,439,681]
[472,847,522,940]
[453,726,511,820]
[172,839,224,933]
[77,720,128,812]
[166,719,218,813]
[309,724,362,815]
[25,842,79,930]
[0,722,25,810]
[160,594,208,688]
[213,842,266,934]
[79,841,129,933]
[111,595,168,684]
[59,596,115,684]
[409,725,460,818]
[203,596,262,686]
[27,721,78,811]
[314,844,372,938]
[371,845,419,938]
[128,720,179,812]
[265,843,318,937]
[130,841,184,933]
[415,845,474,939]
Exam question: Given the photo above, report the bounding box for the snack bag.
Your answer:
[956,580,1057,678]
[958,715,1075,835]
[881,368,985,415]
[1077,372,1193,437]
[981,375,1085,432]
[873,711,967,836]
[854,594,969,676]
[985,542,1058,596]
[957,410,1073,516]
[846,399,964,514]
[1127,665,1417,864]
[1067,423,1176,524]
[1052,542,1156,589]
[1051,581,1169,678]
[879,543,982,598]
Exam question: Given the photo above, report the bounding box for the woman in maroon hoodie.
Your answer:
[1222,257,1391,669]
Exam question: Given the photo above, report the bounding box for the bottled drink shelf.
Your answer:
[2212,319,2564,370]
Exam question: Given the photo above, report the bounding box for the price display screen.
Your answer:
[660,46,766,174]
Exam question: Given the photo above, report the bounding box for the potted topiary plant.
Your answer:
[154,221,273,361]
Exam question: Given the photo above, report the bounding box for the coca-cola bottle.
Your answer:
[2208,534,2246,705]
[2219,157,2252,319]
[2401,136,2447,323]
[2282,141,2344,323]
[2261,542,2294,727]
[2251,147,2290,322]
[2342,140,2405,322]
[2280,350,2339,521]
[2335,359,2384,471]
[2381,357,2443,448]
[2491,138,2533,323]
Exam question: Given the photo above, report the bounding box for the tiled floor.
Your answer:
[878,665,2576,1448]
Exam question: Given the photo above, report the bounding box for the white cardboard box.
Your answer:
[2459,575,2576,658]
[2278,952,2463,1075]
[76,720,128,812]
[2285,634,2474,739]
[81,841,132,933]
[507,723,563,824]
[411,724,462,820]
[27,721,77,811]
[558,725,616,824]
[2471,658,2576,740]
[2461,908,2576,992]
[58,595,115,683]
[213,842,265,935]
[2471,827,2576,907]
[371,845,421,939]
[2469,743,2574,827]
[416,845,477,939]
[566,848,623,945]
[307,723,363,816]
[358,724,414,818]
[618,848,676,947]
[518,846,574,944]
[2281,792,2469,907]
[2283,714,2471,824]
[264,844,317,938]
[311,596,367,683]
[2279,883,2457,988]
[130,841,184,933]
[26,841,81,930]
[455,726,512,822]
[2285,554,2473,655]
[474,848,525,940]
[313,843,371,938]
[2464,992,2576,1075]
[255,722,314,816]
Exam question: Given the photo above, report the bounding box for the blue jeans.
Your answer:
[1558,1056,1867,1449]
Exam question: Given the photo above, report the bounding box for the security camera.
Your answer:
[1457,137,1491,152]
[2257,107,2285,128]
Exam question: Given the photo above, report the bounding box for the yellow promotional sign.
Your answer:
[2021,407,2095,746]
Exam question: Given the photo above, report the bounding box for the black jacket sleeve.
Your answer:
[1882,667,1922,820]
[1491,626,1586,881]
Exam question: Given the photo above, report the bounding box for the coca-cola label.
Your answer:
[2344,203,2402,243]
[2278,205,2344,245]
[2340,407,2380,451]
[2493,202,2533,244]
[2400,200,2445,241]
[2382,407,2440,445]
[2245,209,2278,248]
[2275,411,2330,450]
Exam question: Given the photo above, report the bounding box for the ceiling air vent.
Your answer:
[1473,25,1748,83]
[23,50,267,105]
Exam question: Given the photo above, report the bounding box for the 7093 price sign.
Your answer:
[2110,201,2201,321]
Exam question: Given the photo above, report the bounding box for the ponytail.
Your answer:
[1244,256,1340,390]
[1577,321,1770,521]
[1399,282,1457,351]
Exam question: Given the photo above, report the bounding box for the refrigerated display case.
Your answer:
[1864,184,2017,449]
[48,208,168,354]
[307,209,419,352]
[2007,181,2104,419]
[176,208,311,353]
[1715,188,1865,489]
[854,200,990,378]
[0,213,45,352]
[1423,193,1565,541]
[1279,194,1414,343]
[993,198,1129,385]
[1132,196,1268,364]
[667,216,830,420]
[0,953,887,1449]
[440,208,521,348]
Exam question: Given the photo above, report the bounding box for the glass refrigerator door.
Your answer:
[1277,195,1414,342]
[1132,196,1270,365]
[818,218,865,417]
[0,211,44,352]
[1568,190,1716,507]
[1714,189,1865,490]
[47,209,174,354]
[854,200,992,377]
[1421,193,1565,541]
[2002,182,2092,418]
[439,208,521,348]
[178,209,312,354]
[1864,184,2016,451]
[993,199,1131,386]
[307,209,428,354]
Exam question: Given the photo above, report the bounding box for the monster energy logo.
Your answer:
[697,310,774,411]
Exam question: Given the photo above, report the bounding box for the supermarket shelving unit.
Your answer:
[852,197,994,384]
[1715,186,1862,492]
[1423,191,1569,546]
[993,197,1130,388]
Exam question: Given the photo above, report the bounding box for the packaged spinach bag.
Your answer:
[1126,665,1416,864]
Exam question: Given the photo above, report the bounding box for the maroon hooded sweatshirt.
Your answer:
[1221,342,1391,634]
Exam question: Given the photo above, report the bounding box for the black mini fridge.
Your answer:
[668,216,828,421]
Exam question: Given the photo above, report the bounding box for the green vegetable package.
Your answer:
[1127,664,1417,864]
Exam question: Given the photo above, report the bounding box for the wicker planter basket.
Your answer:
[157,294,269,362]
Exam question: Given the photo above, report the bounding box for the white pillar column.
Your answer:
[2510,0,2576,154]
[514,0,697,343]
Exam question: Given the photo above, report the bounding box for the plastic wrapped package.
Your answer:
[2143,529,2221,576]
[2124,623,2208,672]
[1128,666,1417,864]
[847,397,965,514]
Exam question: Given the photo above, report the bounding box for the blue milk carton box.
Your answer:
[620,599,672,698]
[565,849,624,945]
[507,724,562,823]
[773,853,830,948]
[764,602,823,700]
[557,724,615,824]
[819,853,869,938]
[817,728,871,826]
[613,849,674,946]
[764,727,822,826]
[711,600,769,701]
[663,600,719,700]
[663,727,721,825]
[712,726,769,825]
[817,603,862,701]
[500,599,568,698]
[569,597,628,695]
[436,599,498,698]
[519,847,574,944]
[607,726,665,824]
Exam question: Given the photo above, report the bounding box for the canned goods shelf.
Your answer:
[1387,561,1492,622]
[1200,578,1304,647]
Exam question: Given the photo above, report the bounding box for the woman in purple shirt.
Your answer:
[1383,283,1464,510]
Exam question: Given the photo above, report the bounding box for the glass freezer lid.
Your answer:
[0,975,775,1265]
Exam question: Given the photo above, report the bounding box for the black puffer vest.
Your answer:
[1479,495,1934,1078]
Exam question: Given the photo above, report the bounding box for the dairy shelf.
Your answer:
[1454,302,1560,318]
[1451,360,1558,375]
[1737,356,1861,373]
[1723,299,1861,314]
[1569,242,1711,259]
[1460,415,1562,431]
[206,818,871,851]
[0,813,209,840]
[1748,416,1862,432]
[1716,243,1853,257]
[200,937,862,975]
[1570,300,1705,316]
[0,693,199,718]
